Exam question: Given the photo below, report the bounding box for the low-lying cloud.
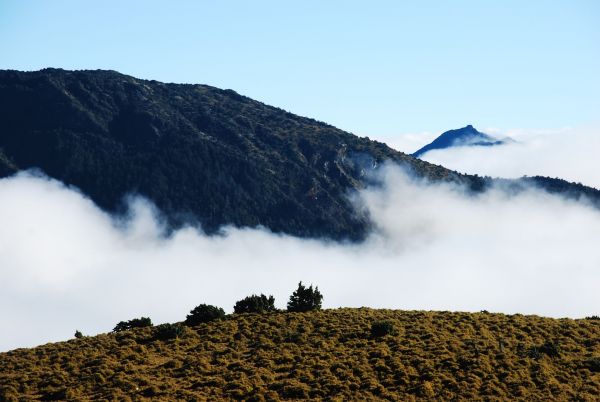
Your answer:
[2,165,600,351]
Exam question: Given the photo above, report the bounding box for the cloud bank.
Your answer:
[2,166,600,351]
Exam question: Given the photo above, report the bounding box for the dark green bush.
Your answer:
[154,323,185,341]
[539,340,561,357]
[113,317,153,332]
[74,330,83,339]
[185,304,226,326]
[528,340,561,359]
[0,385,19,402]
[234,294,276,314]
[585,315,600,320]
[370,321,396,338]
[287,282,323,312]
[527,346,541,359]
[583,357,600,372]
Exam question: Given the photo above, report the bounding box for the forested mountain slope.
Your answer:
[0,69,598,239]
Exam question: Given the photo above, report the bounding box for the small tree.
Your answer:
[154,323,186,341]
[287,282,323,312]
[74,330,83,339]
[185,304,226,326]
[234,294,276,314]
[113,317,153,332]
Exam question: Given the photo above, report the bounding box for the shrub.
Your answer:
[0,385,19,402]
[287,282,323,312]
[234,294,276,314]
[539,340,561,358]
[113,317,153,332]
[370,321,396,338]
[527,346,541,359]
[281,381,310,399]
[154,323,185,341]
[74,330,83,339]
[185,304,226,326]
[585,315,600,320]
[528,340,561,359]
[583,357,600,373]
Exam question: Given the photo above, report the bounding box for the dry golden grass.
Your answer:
[1,309,599,401]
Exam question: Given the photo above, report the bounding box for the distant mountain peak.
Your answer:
[412,125,511,157]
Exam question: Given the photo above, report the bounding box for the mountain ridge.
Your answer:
[0,68,598,240]
[0,68,455,240]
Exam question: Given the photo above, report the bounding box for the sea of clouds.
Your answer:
[2,162,600,351]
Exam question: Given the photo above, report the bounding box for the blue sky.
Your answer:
[1,0,598,137]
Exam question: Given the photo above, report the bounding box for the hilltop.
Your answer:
[1,309,598,401]
[1,69,599,241]
[0,68,449,240]
[413,125,512,158]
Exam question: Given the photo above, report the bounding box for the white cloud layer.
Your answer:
[2,166,600,351]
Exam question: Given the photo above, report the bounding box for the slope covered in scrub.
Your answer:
[1,309,599,401]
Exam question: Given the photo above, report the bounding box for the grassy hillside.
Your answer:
[1,309,598,401]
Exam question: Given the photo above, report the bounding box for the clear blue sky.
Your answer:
[1,0,598,136]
